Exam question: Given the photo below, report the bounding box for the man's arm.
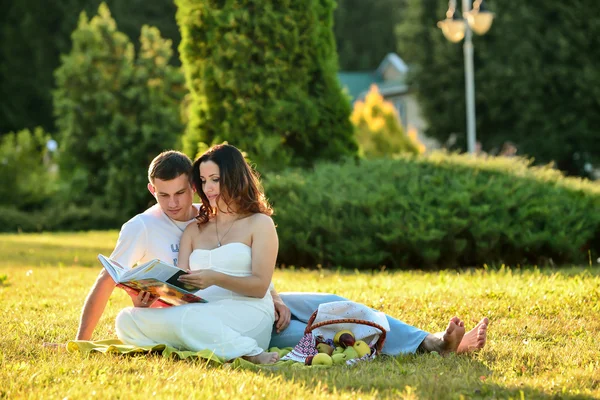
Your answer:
[271,287,291,333]
[75,217,147,340]
[75,269,116,340]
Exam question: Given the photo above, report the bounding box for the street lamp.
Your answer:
[438,0,494,154]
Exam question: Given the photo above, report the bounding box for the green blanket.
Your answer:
[67,340,305,370]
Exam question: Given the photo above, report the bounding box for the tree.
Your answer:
[0,127,57,210]
[53,3,185,220]
[351,85,422,157]
[176,0,357,170]
[0,0,181,135]
[396,0,600,177]
[334,0,405,70]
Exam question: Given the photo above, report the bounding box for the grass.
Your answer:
[1,231,599,399]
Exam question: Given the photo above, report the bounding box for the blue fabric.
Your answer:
[269,293,429,355]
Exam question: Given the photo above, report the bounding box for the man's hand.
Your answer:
[131,291,159,308]
[273,296,291,333]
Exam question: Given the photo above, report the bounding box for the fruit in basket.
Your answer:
[312,353,333,366]
[338,333,356,348]
[305,355,314,365]
[333,329,354,345]
[332,346,344,355]
[316,343,334,355]
[331,353,347,365]
[343,346,359,360]
[353,340,371,358]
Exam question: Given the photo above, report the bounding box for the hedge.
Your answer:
[265,152,600,269]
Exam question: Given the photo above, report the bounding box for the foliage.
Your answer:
[334,0,405,70]
[351,85,423,158]
[266,153,600,269]
[0,127,57,210]
[1,232,600,398]
[396,0,600,178]
[0,205,122,233]
[0,0,181,135]
[176,0,357,170]
[53,3,185,221]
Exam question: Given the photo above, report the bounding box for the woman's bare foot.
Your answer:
[243,351,280,365]
[419,317,466,355]
[457,317,489,354]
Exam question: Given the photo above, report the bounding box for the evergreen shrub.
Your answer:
[266,153,600,269]
[176,0,357,169]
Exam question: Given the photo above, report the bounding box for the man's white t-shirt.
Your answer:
[109,204,199,269]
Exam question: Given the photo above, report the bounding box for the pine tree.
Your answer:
[53,3,185,219]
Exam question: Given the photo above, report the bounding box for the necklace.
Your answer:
[215,214,238,247]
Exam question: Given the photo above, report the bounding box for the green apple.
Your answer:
[343,346,359,360]
[278,348,291,358]
[332,346,344,355]
[312,353,333,366]
[316,343,334,355]
[331,353,347,365]
[353,340,371,358]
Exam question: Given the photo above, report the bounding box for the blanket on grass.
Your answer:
[66,339,310,371]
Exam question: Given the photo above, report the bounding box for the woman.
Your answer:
[115,144,279,365]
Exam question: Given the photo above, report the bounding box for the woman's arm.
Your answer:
[177,224,195,271]
[179,214,278,298]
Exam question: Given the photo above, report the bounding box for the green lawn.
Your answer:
[1,232,599,399]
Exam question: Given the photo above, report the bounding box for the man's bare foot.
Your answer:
[457,317,489,354]
[243,351,280,365]
[419,317,466,355]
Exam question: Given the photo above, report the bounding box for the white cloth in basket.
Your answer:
[311,301,390,347]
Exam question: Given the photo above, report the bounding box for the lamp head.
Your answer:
[438,11,465,43]
[465,0,494,35]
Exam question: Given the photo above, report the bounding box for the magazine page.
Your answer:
[120,259,198,293]
[97,254,125,282]
[119,280,207,306]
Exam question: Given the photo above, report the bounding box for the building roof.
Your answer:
[338,53,409,102]
[337,72,381,101]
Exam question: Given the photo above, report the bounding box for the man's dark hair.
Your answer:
[148,150,193,183]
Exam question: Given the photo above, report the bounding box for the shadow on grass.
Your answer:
[256,354,595,399]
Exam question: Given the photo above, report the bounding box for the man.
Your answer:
[77,150,488,355]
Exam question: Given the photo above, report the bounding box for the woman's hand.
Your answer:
[132,291,159,308]
[177,269,220,290]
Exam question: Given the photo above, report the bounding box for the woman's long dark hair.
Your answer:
[192,144,273,224]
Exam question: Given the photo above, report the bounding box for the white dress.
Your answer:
[115,243,275,359]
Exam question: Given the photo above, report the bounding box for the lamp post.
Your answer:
[438,0,494,154]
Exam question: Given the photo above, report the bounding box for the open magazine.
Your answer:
[98,254,207,306]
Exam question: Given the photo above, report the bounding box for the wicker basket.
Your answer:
[303,309,387,353]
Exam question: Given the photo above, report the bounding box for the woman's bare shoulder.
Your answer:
[247,213,275,229]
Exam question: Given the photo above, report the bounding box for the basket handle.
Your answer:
[304,310,387,353]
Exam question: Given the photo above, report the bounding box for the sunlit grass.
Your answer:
[1,232,599,399]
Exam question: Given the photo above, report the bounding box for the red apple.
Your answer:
[305,355,314,365]
[338,333,356,348]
